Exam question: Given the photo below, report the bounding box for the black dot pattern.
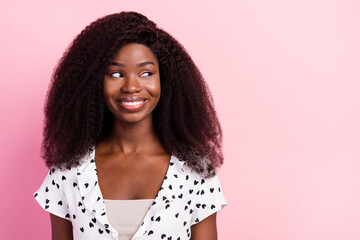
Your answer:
[33,148,227,239]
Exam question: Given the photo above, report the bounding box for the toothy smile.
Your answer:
[116,97,147,111]
[120,101,144,106]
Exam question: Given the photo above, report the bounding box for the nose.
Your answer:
[120,74,143,93]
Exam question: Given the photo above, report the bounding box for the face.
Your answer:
[103,43,161,124]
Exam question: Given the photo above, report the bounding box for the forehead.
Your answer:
[111,43,158,64]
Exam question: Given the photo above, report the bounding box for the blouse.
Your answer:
[33,147,227,240]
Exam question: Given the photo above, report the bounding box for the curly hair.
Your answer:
[41,11,223,177]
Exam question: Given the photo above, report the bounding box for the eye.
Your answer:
[110,72,123,78]
[140,72,153,77]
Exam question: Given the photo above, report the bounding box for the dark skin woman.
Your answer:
[50,43,218,239]
[38,11,224,240]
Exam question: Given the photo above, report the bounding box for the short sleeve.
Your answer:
[33,168,70,219]
[190,173,227,225]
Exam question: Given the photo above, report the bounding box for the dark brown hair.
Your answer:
[41,11,223,177]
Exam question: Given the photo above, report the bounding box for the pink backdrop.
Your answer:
[1,1,359,239]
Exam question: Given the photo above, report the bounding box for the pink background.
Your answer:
[1,0,359,239]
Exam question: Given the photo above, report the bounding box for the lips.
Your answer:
[116,97,147,111]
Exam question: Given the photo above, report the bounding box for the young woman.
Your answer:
[34,11,227,240]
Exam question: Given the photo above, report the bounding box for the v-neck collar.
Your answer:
[76,147,186,239]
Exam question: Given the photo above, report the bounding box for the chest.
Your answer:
[67,164,196,240]
[95,154,170,200]
[69,194,194,240]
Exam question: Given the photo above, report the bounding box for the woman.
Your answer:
[34,11,227,240]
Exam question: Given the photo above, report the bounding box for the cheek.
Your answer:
[103,81,117,99]
[147,78,161,98]
[103,81,119,110]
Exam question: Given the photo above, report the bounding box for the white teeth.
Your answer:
[120,101,143,106]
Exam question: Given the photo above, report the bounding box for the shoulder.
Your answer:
[171,155,223,194]
[179,157,218,182]
[170,155,227,225]
[183,162,222,192]
[40,149,94,190]
[48,165,77,180]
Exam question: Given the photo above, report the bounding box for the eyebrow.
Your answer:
[110,61,155,67]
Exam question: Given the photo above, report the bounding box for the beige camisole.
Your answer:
[104,199,154,240]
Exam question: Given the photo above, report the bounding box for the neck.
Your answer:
[104,115,162,155]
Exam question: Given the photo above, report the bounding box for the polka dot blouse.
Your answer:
[34,148,227,239]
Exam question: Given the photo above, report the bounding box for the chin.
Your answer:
[117,113,152,124]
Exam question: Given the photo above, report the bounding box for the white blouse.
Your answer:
[34,147,227,240]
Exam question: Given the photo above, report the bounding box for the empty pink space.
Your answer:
[1,0,359,239]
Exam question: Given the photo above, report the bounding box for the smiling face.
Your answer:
[103,43,161,124]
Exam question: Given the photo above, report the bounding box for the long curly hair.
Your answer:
[41,11,223,177]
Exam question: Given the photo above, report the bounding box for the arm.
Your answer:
[190,212,217,240]
[50,213,73,240]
